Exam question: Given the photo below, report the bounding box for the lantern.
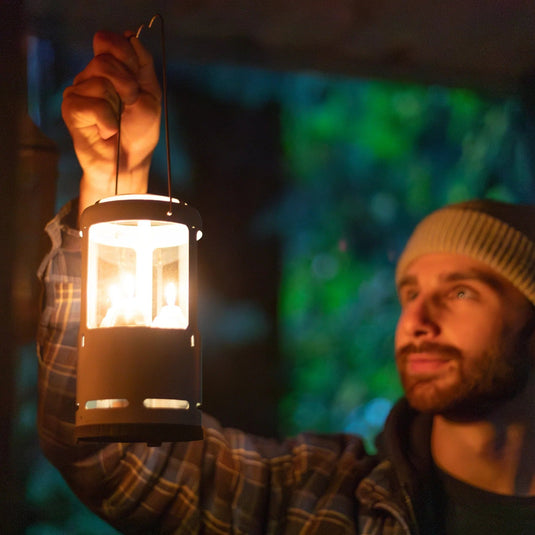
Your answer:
[75,194,203,444]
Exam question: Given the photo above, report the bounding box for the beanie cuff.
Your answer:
[396,207,535,305]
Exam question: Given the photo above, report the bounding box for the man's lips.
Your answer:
[405,354,452,375]
[396,342,462,375]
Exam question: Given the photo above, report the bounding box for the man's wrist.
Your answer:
[78,160,151,221]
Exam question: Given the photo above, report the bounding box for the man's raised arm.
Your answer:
[61,31,161,221]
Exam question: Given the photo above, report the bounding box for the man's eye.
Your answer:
[401,289,418,304]
[449,287,474,300]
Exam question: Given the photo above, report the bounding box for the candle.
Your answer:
[100,273,147,327]
[152,282,187,328]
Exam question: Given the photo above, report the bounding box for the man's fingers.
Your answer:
[73,54,140,105]
[65,77,121,115]
[93,31,139,75]
[128,35,161,101]
[62,89,119,140]
[92,30,160,101]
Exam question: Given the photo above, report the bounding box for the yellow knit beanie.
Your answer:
[396,199,535,305]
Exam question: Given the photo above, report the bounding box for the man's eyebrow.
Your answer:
[396,268,506,293]
[441,269,505,292]
[397,274,417,291]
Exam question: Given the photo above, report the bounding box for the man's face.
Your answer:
[395,253,535,418]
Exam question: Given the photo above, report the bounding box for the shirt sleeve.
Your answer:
[36,200,372,534]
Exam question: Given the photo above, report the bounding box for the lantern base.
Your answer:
[75,423,203,446]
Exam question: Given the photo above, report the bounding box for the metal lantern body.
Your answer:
[76,194,203,444]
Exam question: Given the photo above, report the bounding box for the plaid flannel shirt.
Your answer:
[37,200,415,535]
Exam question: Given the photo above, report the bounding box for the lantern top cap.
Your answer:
[99,194,182,205]
[81,194,202,233]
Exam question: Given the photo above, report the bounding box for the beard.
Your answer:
[396,334,534,420]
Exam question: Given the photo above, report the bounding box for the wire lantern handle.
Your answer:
[114,101,122,196]
[115,13,174,215]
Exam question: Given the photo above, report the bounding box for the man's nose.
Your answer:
[400,295,440,339]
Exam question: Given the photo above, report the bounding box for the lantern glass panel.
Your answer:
[86,219,189,329]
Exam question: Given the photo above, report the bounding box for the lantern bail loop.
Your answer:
[116,14,173,215]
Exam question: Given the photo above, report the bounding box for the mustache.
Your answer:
[396,341,462,361]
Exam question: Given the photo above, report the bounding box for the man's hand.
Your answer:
[61,31,161,219]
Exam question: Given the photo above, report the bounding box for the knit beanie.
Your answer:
[395,199,535,305]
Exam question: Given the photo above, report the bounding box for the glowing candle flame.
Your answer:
[153,282,187,328]
[164,282,177,306]
[100,274,147,327]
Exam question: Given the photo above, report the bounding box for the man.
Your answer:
[38,31,535,533]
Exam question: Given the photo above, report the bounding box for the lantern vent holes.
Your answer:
[143,398,190,410]
[85,399,129,409]
[84,398,191,410]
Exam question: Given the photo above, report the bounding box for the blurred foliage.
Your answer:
[275,78,535,441]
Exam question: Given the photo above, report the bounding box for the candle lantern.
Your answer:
[75,194,203,444]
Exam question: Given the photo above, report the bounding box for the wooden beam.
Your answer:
[25,0,535,94]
